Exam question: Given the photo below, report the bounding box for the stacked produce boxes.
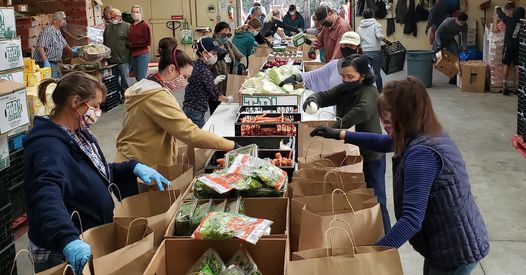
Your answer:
[515,19,526,157]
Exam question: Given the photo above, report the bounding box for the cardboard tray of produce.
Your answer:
[224,136,298,158]
[260,58,303,72]
[235,113,300,137]
[204,149,296,181]
[238,105,299,114]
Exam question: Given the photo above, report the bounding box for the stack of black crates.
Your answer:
[0,131,25,274]
[101,75,122,112]
[518,19,526,140]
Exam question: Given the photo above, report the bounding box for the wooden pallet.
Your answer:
[512,134,526,158]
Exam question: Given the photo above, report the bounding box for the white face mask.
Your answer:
[250,30,259,36]
[164,74,188,91]
[78,102,101,129]
[131,13,142,21]
[206,53,218,65]
[290,11,296,16]
[111,19,119,25]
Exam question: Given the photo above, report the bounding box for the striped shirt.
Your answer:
[33,25,67,62]
[344,131,441,248]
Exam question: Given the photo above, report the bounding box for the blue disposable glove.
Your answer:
[71,46,80,54]
[133,163,171,191]
[43,60,51,68]
[63,239,91,275]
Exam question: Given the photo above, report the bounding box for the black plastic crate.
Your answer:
[9,182,24,220]
[204,151,226,173]
[381,41,406,75]
[518,112,526,139]
[0,203,13,251]
[238,105,299,114]
[0,170,9,209]
[0,242,15,275]
[235,113,300,137]
[101,89,121,112]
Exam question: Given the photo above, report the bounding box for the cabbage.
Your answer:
[267,67,284,85]
[240,64,303,94]
[282,84,294,93]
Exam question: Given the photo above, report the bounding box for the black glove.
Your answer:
[302,96,317,112]
[278,74,301,87]
[310,125,342,140]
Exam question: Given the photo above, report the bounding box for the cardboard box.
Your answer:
[0,80,30,134]
[165,197,290,238]
[40,67,52,79]
[13,4,28,13]
[0,39,24,71]
[25,71,41,87]
[458,61,488,93]
[434,49,459,78]
[0,7,16,39]
[303,61,324,72]
[0,69,24,85]
[144,238,287,275]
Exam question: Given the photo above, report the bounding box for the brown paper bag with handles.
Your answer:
[226,74,247,102]
[294,189,384,251]
[288,226,403,275]
[137,154,194,193]
[36,264,74,275]
[113,189,182,247]
[290,170,366,198]
[298,120,350,157]
[81,218,155,275]
[298,149,363,173]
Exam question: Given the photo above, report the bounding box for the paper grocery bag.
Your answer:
[154,161,194,193]
[294,190,383,251]
[81,219,154,275]
[36,264,74,275]
[294,168,365,184]
[298,150,363,173]
[298,121,351,157]
[226,74,247,102]
[290,170,366,198]
[289,246,403,275]
[113,190,182,247]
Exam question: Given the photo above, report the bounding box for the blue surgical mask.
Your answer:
[218,36,229,45]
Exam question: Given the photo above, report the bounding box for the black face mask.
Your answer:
[342,80,361,91]
[341,47,357,57]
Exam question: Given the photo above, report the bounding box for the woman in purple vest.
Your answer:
[310,77,489,274]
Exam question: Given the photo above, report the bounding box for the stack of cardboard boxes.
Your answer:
[15,14,52,54]
[23,58,54,122]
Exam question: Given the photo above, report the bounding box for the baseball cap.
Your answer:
[198,37,226,55]
[52,11,66,21]
[340,31,361,45]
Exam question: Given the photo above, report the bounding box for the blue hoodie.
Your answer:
[232,31,256,58]
[24,116,139,253]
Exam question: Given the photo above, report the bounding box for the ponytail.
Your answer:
[37,78,59,106]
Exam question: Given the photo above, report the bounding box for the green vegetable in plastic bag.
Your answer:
[225,197,244,214]
[226,249,262,275]
[219,265,245,275]
[186,248,225,275]
[175,200,198,236]
[211,199,227,212]
[224,144,258,167]
[191,200,212,231]
[227,154,288,192]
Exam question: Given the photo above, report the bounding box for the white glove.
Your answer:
[305,102,318,114]
[214,75,226,85]
[226,95,235,103]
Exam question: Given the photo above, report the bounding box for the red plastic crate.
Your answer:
[512,134,526,158]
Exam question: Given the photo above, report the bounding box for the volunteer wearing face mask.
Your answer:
[310,77,489,274]
[232,18,264,61]
[210,22,247,114]
[115,37,235,167]
[103,8,131,94]
[282,5,305,36]
[128,5,151,81]
[24,72,169,274]
[183,37,234,128]
[279,31,362,92]
[33,11,79,78]
[303,55,391,233]
[311,5,351,62]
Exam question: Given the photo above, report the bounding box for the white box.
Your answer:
[0,7,17,39]
[0,39,24,72]
[0,80,30,134]
[0,69,24,85]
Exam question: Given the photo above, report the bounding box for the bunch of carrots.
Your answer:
[240,114,297,136]
[215,152,293,167]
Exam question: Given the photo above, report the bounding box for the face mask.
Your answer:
[341,47,357,57]
[132,13,142,21]
[382,120,394,137]
[206,54,218,65]
[78,102,101,128]
[290,11,296,16]
[61,20,67,27]
[164,74,188,91]
[224,53,232,63]
[111,19,119,25]
[250,30,259,36]
[218,36,229,45]
[342,80,361,91]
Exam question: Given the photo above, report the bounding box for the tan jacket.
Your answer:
[115,79,234,166]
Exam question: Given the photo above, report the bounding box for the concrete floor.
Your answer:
[13,69,526,274]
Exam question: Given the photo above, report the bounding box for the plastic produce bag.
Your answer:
[220,265,245,275]
[226,249,262,275]
[224,144,258,167]
[225,197,245,214]
[227,154,288,191]
[175,200,198,236]
[191,200,213,231]
[194,173,259,195]
[191,212,272,244]
[186,248,226,275]
[211,199,228,212]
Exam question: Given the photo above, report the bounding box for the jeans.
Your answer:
[131,53,150,81]
[363,155,391,233]
[208,99,221,115]
[433,39,459,57]
[183,106,205,128]
[33,252,65,272]
[424,260,478,275]
[37,62,61,78]
[364,51,383,91]
[112,63,131,92]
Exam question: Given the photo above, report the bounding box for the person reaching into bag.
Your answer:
[310,77,489,274]
[24,72,169,274]
[115,37,235,167]
[302,54,391,233]
[279,31,362,92]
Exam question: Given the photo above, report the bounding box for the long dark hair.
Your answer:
[339,54,375,86]
[157,37,193,71]
[378,77,443,155]
[38,71,107,115]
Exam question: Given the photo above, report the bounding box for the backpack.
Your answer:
[375,0,388,19]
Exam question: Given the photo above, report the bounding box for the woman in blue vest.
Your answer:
[310,77,489,274]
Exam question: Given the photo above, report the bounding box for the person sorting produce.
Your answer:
[279,31,362,92]
[302,54,390,232]
[311,5,351,62]
[183,37,234,128]
[24,72,169,274]
[33,11,79,78]
[115,37,235,167]
[310,77,489,274]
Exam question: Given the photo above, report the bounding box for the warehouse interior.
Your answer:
[0,0,525,274]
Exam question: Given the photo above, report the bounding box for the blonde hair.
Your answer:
[237,18,262,32]
[264,8,281,23]
[131,4,142,13]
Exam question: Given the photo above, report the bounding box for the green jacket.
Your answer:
[209,41,245,96]
[282,13,305,36]
[310,83,383,162]
[232,31,255,58]
[104,22,130,64]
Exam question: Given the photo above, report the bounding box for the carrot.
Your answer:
[216,158,225,167]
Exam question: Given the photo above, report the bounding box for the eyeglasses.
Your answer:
[219,33,232,38]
